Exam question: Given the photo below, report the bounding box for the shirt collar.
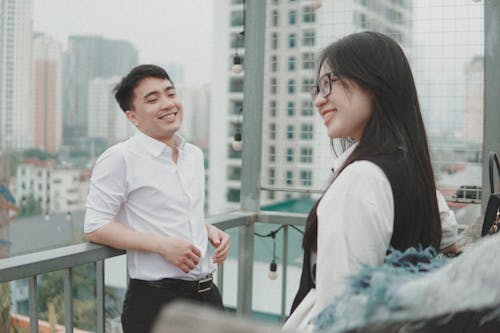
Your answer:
[333,141,358,171]
[133,130,186,158]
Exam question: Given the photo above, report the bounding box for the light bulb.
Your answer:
[232,55,243,74]
[312,0,322,9]
[232,64,243,74]
[268,261,278,280]
[232,133,242,151]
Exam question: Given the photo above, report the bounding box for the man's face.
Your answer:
[126,77,183,145]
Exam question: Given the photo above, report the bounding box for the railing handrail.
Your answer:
[0,242,124,283]
[0,211,257,283]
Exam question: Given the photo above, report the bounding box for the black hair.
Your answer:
[303,31,441,252]
[113,64,173,112]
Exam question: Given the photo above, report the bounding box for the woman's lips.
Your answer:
[321,109,336,126]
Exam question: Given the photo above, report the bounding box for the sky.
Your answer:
[33,0,215,84]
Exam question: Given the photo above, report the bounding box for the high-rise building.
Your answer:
[65,35,138,145]
[463,56,483,144]
[33,33,62,153]
[209,0,412,215]
[87,76,135,144]
[0,0,34,151]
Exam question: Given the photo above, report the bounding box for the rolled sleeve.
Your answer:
[84,145,126,233]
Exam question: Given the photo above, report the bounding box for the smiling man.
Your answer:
[84,64,230,333]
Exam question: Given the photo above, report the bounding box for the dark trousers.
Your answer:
[121,278,224,333]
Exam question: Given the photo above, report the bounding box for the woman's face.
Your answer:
[314,62,373,140]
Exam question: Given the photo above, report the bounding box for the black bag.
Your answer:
[481,151,500,236]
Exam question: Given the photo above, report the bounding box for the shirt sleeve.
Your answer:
[312,160,394,319]
[84,145,127,233]
[436,190,458,249]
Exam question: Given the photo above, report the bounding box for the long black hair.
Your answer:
[303,31,441,252]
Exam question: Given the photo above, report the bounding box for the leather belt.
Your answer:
[133,274,213,294]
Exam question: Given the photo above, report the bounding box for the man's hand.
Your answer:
[159,237,201,273]
[206,224,231,264]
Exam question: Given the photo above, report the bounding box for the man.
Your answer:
[84,64,230,332]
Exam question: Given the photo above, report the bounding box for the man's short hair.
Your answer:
[114,64,173,112]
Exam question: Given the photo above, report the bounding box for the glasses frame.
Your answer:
[311,71,337,101]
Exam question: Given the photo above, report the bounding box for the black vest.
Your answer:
[290,151,410,314]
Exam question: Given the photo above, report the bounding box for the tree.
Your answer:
[0,283,13,333]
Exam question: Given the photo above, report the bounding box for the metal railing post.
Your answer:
[63,268,73,332]
[280,225,289,321]
[96,260,105,333]
[237,0,266,316]
[482,1,500,212]
[29,275,38,333]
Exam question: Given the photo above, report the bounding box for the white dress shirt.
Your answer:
[84,130,215,281]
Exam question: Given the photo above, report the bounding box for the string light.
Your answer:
[232,106,243,151]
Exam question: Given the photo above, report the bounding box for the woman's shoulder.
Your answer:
[340,159,388,181]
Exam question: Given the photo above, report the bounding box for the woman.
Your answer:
[283,31,442,332]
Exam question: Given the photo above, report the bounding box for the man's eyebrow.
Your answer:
[142,84,175,99]
[143,90,159,99]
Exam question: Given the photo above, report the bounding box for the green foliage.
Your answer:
[22,149,57,162]
[37,263,98,331]
[0,283,13,333]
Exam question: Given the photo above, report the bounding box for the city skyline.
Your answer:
[33,0,215,85]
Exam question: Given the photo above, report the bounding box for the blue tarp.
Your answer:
[0,184,15,204]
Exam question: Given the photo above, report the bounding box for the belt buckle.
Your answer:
[197,275,213,293]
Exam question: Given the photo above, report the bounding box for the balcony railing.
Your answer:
[0,210,306,332]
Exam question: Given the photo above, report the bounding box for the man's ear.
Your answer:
[125,110,139,127]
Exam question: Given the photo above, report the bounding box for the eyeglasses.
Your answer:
[310,71,337,101]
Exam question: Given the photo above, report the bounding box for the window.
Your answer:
[270,78,278,94]
[302,78,314,93]
[301,100,314,116]
[300,147,313,163]
[270,100,277,117]
[302,30,315,46]
[286,170,294,185]
[288,56,296,71]
[288,33,296,48]
[272,10,279,26]
[228,166,241,180]
[227,188,240,202]
[286,148,294,162]
[300,170,312,186]
[302,52,315,70]
[287,101,295,116]
[289,10,297,25]
[288,79,295,94]
[268,168,276,185]
[269,123,276,140]
[230,78,243,92]
[301,123,314,140]
[271,32,278,50]
[271,55,278,72]
[230,10,244,27]
[303,7,316,23]
[230,100,243,115]
[287,125,295,139]
[269,145,276,162]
